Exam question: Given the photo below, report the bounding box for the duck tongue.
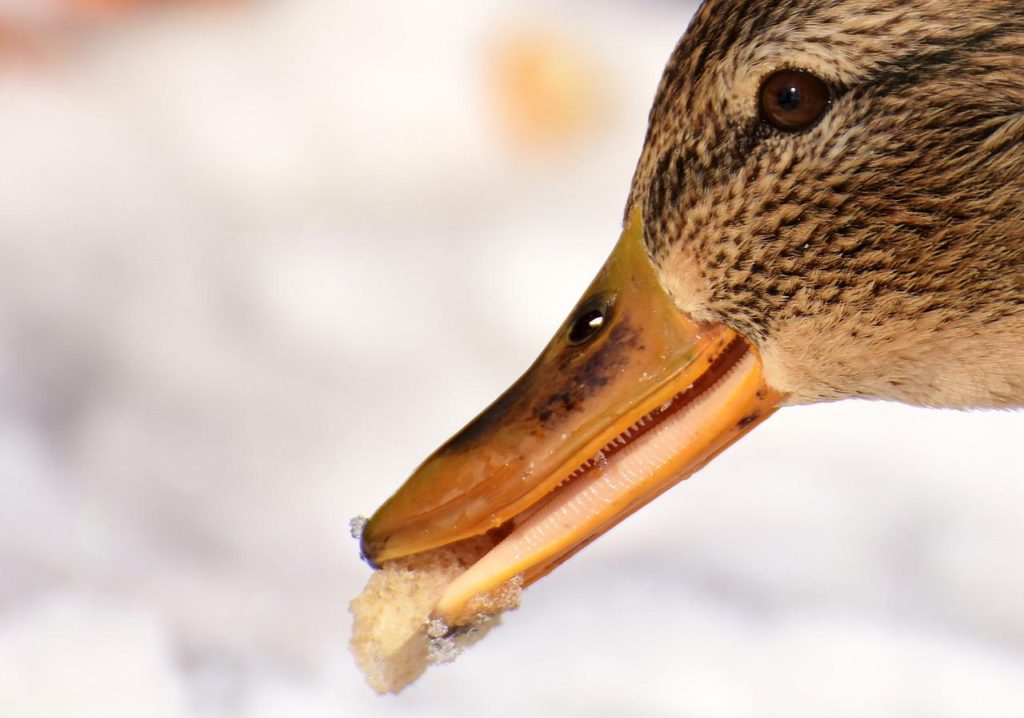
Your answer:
[360,209,785,625]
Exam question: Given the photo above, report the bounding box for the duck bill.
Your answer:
[361,210,785,626]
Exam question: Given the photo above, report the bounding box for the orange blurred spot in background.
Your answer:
[485,26,605,154]
[61,0,238,15]
[0,0,242,66]
[64,0,148,13]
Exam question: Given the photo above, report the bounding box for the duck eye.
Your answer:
[759,69,831,132]
[567,294,615,345]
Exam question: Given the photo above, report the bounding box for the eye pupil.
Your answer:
[759,69,831,132]
[776,85,802,111]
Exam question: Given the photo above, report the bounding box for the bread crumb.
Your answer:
[349,534,522,694]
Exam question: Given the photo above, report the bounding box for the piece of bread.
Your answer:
[349,530,522,694]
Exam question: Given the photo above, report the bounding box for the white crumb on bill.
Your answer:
[349,534,523,694]
[349,515,369,540]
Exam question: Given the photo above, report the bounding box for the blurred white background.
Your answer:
[1,1,1023,716]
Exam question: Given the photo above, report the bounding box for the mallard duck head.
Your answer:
[360,0,1024,625]
[633,0,1024,408]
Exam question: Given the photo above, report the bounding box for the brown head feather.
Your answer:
[627,0,1024,408]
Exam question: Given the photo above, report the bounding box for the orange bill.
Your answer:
[360,210,786,627]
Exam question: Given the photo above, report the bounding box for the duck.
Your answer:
[359,0,1024,626]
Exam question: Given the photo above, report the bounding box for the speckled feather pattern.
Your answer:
[626,0,1024,407]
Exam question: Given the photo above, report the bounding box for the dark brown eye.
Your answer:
[567,293,615,345]
[759,69,831,132]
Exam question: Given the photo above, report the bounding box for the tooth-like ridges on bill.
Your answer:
[560,384,692,486]
[433,352,757,623]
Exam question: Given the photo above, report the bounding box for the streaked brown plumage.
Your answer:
[628,0,1024,407]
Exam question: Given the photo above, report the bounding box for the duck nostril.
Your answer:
[567,293,616,345]
[569,309,606,343]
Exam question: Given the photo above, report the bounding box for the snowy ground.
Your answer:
[1,1,1023,716]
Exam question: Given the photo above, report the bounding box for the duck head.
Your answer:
[361,0,1024,625]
